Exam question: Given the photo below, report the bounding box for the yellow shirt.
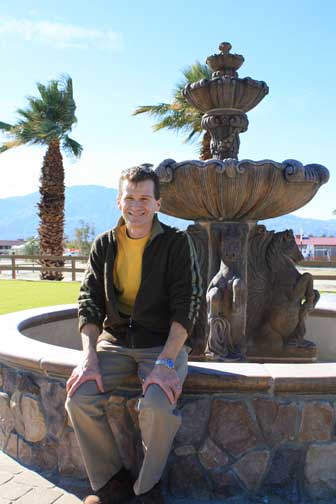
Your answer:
[113,225,150,315]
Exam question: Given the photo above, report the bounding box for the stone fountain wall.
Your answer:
[0,366,86,480]
[1,363,336,502]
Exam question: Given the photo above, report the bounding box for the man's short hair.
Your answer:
[119,164,160,200]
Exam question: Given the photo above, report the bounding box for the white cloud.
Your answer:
[0,16,121,50]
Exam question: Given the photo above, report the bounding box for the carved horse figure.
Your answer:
[265,229,319,346]
[247,227,319,351]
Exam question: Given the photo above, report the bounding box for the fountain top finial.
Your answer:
[206,41,244,77]
[219,42,232,54]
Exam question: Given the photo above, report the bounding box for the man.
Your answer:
[65,165,202,504]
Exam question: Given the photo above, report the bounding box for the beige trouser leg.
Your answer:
[65,341,188,494]
[133,347,188,495]
[65,343,136,491]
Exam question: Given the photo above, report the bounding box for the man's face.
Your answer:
[117,179,161,232]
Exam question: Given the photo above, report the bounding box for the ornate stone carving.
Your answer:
[154,41,330,363]
[201,110,248,159]
[206,42,244,78]
[187,223,208,357]
[247,226,319,361]
[154,158,176,183]
[206,262,245,360]
[205,223,248,361]
[155,158,329,221]
[183,43,268,114]
[182,42,268,160]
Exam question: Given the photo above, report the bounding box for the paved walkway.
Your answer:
[0,451,251,504]
[0,451,83,503]
[0,452,220,504]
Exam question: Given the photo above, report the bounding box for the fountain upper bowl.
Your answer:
[183,76,269,113]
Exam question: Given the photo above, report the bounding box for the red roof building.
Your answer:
[295,236,336,260]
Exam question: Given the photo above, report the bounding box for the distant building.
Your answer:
[64,248,80,256]
[295,236,336,261]
[0,239,25,254]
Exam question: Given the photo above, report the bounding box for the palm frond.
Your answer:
[62,135,83,158]
[0,121,13,132]
[132,60,211,155]
[0,75,80,156]
[0,139,24,151]
[132,103,171,117]
[181,61,212,82]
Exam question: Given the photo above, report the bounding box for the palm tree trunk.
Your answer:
[38,139,65,280]
[200,131,212,160]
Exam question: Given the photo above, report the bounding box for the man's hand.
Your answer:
[66,353,104,397]
[142,365,182,405]
[142,321,188,404]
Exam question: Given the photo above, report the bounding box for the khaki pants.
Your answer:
[65,339,189,495]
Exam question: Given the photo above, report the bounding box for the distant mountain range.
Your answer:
[0,185,335,239]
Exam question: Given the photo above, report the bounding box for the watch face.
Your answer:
[166,359,174,369]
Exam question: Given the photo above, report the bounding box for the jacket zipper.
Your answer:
[128,235,154,349]
[128,317,135,348]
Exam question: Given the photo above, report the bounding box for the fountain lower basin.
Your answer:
[156,158,329,221]
[0,303,336,501]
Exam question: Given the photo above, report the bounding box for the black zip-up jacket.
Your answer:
[78,215,202,349]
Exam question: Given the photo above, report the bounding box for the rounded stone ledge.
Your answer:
[0,305,336,394]
[0,305,81,379]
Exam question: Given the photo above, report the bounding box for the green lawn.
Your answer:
[0,279,80,315]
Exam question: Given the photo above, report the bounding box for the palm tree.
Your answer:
[0,76,82,280]
[133,62,212,160]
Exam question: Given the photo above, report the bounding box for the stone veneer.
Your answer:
[1,364,336,503]
[0,304,336,503]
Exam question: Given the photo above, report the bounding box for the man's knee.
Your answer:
[139,384,173,414]
[65,391,81,416]
[65,382,104,417]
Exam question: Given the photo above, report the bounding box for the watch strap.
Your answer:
[155,358,175,369]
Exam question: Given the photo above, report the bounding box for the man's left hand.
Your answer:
[142,365,182,405]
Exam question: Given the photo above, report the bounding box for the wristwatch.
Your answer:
[155,358,175,369]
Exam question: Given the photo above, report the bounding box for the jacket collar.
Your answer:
[113,213,164,244]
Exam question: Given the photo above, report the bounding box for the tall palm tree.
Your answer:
[133,62,212,160]
[0,76,82,280]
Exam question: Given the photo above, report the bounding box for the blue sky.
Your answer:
[0,0,335,219]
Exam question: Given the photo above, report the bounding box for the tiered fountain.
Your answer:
[156,42,329,362]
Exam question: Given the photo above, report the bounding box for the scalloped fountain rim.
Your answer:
[183,76,269,113]
[156,158,330,221]
[1,304,336,394]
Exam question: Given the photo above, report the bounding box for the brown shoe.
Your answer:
[83,468,134,504]
[136,481,164,503]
